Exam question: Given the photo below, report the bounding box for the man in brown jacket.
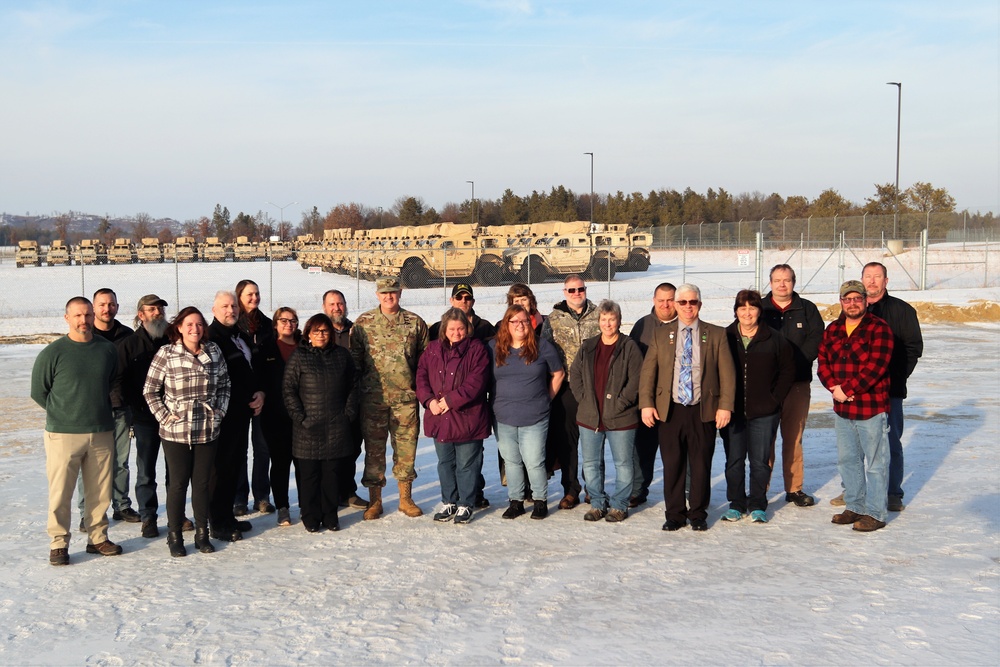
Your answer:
[639,284,735,532]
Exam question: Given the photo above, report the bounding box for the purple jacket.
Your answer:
[416,337,491,443]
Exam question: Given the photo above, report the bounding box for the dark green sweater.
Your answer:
[31,336,117,433]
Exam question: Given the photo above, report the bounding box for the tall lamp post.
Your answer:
[887,82,901,239]
[466,180,475,226]
[584,152,594,226]
[265,200,297,240]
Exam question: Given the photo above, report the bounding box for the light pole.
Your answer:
[466,180,475,226]
[584,152,594,225]
[378,206,383,229]
[887,82,901,238]
[265,201,297,240]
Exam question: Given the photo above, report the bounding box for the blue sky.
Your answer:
[1,1,996,222]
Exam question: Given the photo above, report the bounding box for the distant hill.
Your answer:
[0,212,183,245]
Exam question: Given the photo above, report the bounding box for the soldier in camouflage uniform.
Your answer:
[540,274,601,510]
[350,277,429,519]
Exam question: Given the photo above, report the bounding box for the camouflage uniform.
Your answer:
[541,299,601,382]
[351,306,429,488]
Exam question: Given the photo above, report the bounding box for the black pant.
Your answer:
[264,420,294,510]
[633,422,659,500]
[337,419,362,502]
[296,456,352,530]
[658,402,717,523]
[236,416,271,506]
[547,383,581,498]
[162,439,217,533]
[210,413,250,531]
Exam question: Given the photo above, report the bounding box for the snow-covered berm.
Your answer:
[0,251,997,665]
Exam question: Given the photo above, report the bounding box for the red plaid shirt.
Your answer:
[817,311,894,420]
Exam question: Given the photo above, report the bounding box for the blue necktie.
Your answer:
[679,327,693,405]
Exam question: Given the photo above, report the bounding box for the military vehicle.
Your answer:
[172,236,197,262]
[136,237,163,263]
[199,237,226,262]
[232,236,256,262]
[45,240,72,266]
[73,239,105,265]
[15,240,42,268]
[108,238,136,264]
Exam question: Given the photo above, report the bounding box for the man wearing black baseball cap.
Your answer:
[428,283,497,342]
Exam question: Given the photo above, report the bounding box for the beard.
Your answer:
[143,317,169,339]
[330,313,347,327]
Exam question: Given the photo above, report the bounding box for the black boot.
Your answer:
[194,527,215,554]
[167,531,186,557]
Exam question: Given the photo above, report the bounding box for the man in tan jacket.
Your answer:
[639,284,735,532]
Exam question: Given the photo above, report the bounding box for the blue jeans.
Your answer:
[834,412,889,522]
[580,427,635,512]
[887,397,905,498]
[132,420,162,522]
[722,413,779,512]
[77,407,132,513]
[435,440,484,509]
[496,420,549,502]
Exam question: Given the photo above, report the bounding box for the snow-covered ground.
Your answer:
[0,252,998,665]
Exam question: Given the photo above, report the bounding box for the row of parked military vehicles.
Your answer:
[295,221,652,288]
[14,236,295,267]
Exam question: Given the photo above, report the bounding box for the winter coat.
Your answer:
[208,319,262,424]
[118,325,169,425]
[817,312,894,420]
[144,341,231,445]
[282,341,359,460]
[628,309,676,356]
[570,334,644,431]
[259,336,295,441]
[761,292,824,383]
[724,321,795,422]
[95,319,134,409]
[416,337,491,443]
[867,291,923,399]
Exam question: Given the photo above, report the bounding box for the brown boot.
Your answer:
[363,486,383,521]
[397,480,423,517]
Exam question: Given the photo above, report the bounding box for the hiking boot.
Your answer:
[605,508,628,523]
[530,500,548,520]
[454,506,473,524]
[721,508,743,522]
[398,481,423,517]
[829,493,846,507]
[167,532,186,558]
[558,495,579,510]
[194,528,215,553]
[785,491,815,507]
[49,548,69,566]
[86,540,123,556]
[628,494,647,509]
[255,500,276,514]
[887,495,905,512]
[345,495,369,510]
[210,527,242,542]
[140,519,159,539]
[831,510,863,525]
[434,504,458,522]
[502,500,525,519]
[233,504,249,517]
[474,495,491,509]
[114,508,141,523]
[235,520,252,532]
[584,507,607,522]
[750,510,768,523]
[277,508,292,526]
[853,515,887,532]
[364,486,384,520]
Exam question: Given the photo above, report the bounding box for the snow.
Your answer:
[0,249,998,665]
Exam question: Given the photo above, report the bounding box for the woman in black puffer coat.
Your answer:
[282,313,358,532]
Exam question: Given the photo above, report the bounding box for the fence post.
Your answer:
[355,246,360,307]
[838,231,845,287]
[919,228,928,290]
[80,252,86,295]
[862,213,867,247]
[807,216,811,248]
[682,241,687,285]
[268,250,274,312]
[984,238,989,287]
[755,231,763,292]
[175,250,180,308]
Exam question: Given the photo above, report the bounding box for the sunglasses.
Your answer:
[453,294,474,302]
[675,299,700,306]
[565,287,587,294]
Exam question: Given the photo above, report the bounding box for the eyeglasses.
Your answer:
[840,296,865,304]
[453,295,474,302]
[277,317,298,325]
[310,329,331,336]
[675,299,700,306]
[509,319,529,327]
[565,287,587,294]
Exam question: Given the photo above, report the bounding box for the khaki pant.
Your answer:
[769,381,810,494]
[45,430,113,549]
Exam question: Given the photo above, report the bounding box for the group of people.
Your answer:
[31,260,921,566]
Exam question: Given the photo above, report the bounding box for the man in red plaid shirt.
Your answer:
[818,280,894,532]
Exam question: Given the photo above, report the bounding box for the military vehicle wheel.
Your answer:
[475,261,506,286]
[519,257,548,284]
[625,250,650,271]
[402,261,429,289]
[589,257,616,282]
[16,261,22,268]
